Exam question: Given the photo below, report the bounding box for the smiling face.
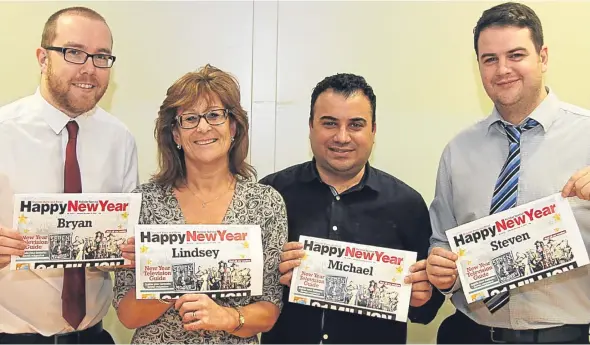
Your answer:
[173,93,236,168]
[477,25,547,114]
[309,89,375,180]
[37,14,113,116]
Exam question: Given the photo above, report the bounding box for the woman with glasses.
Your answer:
[113,64,288,344]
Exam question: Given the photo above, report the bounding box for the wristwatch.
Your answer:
[232,306,245,333]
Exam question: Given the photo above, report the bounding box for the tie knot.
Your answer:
[66,121,79,140]
[521,118,540,131]
[503,118,539,143]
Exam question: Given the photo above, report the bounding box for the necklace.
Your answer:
[185,177,235,208]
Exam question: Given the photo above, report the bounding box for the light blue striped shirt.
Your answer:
[429,88,590,329]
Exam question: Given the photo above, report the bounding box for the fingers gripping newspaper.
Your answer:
[135,224,263,299]
[11,193,142,270]
[288,235,416,322]
[446,193,590,303]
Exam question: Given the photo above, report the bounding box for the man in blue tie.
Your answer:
[426,2,590,344]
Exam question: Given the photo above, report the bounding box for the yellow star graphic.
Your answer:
[147,259,152,265]
[554,213,561,222]
[391,277,397,283]
[304,265,310,270]
[239,254,245,259]
[23,229,30,234]
[140,245,149,253]
[396,266,403,274]
[467,260,472,265]
[242,241,249,249]
[121,212,129,220]
[117,224,123,230]
[301,253,309,261]
[554,227,560,232]
[18,214,27,224]
[458,248,466,257]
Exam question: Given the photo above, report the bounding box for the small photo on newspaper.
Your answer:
[135,224,263,300]
[288,235,416,322]
[446,193,590,303]
[11,193,142,270]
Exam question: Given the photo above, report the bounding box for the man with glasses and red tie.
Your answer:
[0,6,138,344]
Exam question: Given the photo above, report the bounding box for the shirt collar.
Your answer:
[33,87,97,134]
[299,158,379,193]
[485,86,560,133]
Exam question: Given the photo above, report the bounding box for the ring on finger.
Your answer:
[192,311,197,319]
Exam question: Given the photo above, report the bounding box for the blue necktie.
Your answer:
[483,118,539,313]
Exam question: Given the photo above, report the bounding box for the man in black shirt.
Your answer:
[259,73,444,344]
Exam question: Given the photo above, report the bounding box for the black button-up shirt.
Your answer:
[259,160,444,344]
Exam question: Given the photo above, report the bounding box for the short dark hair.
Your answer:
[309,73,376,125]
[473,2,544,57]
[41,7,111,48]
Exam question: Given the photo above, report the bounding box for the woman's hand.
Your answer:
[175,294,238,332]
[118,236,135,268]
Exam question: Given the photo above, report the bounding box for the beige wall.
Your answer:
[1,1,589,343]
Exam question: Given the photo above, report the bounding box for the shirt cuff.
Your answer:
[437,276,461,296]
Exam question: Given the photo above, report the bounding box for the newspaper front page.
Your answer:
[446,193,590,303]
[135,224,263,300]
[10,193,142,270]
[288,235,416,322]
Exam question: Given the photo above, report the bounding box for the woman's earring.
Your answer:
[177,144,181,150]
[231,136,235,142]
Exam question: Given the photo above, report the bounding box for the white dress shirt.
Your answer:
[429,88,590,330]
[0,89,139,335]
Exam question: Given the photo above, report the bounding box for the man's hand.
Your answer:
[0,226,26,269]
[404,259,432,307]
[562,167,590,200]
[119,236,135,267]
[426,247,459,291]
[278,242,305,287]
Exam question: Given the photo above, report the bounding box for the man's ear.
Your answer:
[36,48,48,74]
[540,45,549,73]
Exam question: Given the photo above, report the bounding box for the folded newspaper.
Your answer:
[446,193,590,303]
[135,224,263,299]
[288,235,416,322]
[11,193,142,270]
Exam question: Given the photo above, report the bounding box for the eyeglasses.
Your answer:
[176,108,230,129]
[44,46,116,68]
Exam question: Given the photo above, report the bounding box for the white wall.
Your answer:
[2,1,590,344]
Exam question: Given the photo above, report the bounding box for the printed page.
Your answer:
[446,193,590,303]
[11,193,142,270]
[288,235,416,322]
[135,224,263,299]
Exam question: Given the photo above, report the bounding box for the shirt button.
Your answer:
[332,226,338,231]
[335,195,340,201]
[323,334,329,340]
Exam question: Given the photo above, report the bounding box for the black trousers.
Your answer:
[437,311,589,344]
[0,322,114,344]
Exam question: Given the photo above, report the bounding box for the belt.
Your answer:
[490,324,587,344]
[0,321,103,344]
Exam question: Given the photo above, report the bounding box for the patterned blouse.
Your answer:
[113,180,288,344]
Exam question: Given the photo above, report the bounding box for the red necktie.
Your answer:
[62,121,86,329]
